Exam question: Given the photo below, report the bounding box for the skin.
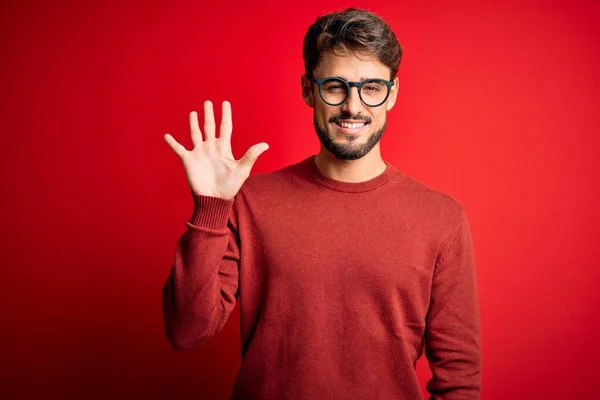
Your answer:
[301,48,399,183]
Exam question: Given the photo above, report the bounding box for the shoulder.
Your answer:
[239,158,307,196]
[232,160,308,223]
[400,171,464,214]
[392,170,467,242]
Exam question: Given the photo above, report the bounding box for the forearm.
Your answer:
[162,194,239,350]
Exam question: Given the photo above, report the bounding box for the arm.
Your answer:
[161,192,241,350]
[425,208,482,399]
[161,101,267,351]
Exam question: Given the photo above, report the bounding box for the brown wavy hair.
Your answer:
[303,8,403,80]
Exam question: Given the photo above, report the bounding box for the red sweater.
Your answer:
[162,154,482,399]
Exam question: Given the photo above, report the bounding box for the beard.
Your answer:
[313,112,386,160]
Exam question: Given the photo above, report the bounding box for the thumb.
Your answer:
[239,142,269,171]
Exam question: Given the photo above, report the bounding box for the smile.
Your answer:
[334,121,369,134]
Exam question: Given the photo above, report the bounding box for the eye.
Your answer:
[364,85,381,92]
[323,82,346,92]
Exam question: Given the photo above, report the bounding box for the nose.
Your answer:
[341,86,363,116]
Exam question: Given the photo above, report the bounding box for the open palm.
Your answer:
[164,101,269,199]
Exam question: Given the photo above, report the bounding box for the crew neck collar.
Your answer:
[302,154,397,193]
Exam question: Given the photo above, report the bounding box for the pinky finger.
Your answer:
[164,133,187,158]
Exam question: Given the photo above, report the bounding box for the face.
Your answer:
[301,49,399,160]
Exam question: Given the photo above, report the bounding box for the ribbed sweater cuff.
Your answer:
[189,192,235,229]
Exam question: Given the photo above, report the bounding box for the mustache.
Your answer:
[329,115,371,124]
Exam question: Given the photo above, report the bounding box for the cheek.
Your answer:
[372,111,386,125]
[315,107,332,124]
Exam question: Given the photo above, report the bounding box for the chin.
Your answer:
[313,114,387,159]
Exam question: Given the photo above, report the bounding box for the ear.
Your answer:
[386,76,399,111]
[301,74,315,107]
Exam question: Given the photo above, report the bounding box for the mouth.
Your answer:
[333,120,369,135]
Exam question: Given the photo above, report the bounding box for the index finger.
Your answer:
[189,111,202,148]
[219,101,232,141]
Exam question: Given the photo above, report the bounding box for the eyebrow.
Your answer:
[332,75,378,81]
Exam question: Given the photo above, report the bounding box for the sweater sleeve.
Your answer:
[161,191,241,350]
[424,208,482,399]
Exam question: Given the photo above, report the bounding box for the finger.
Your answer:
[188,111,202,148]
[220,101,232,141]
[239,142,269,172]
[164,133,187,158]
[203,100,216,140]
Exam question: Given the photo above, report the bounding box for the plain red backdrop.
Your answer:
[1,0,598,398]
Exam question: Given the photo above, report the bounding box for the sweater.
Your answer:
[162,154,482,400]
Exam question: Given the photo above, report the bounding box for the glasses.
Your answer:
[313,76,394,107]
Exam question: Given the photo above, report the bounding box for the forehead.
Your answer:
[313,49,390,80]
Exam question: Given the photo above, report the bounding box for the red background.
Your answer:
[1,0,598,398]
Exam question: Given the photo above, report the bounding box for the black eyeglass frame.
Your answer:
[312,76,395,107]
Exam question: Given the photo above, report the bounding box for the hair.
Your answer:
[303,8,403,80]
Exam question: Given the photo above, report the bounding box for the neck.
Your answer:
[314,147,387,183]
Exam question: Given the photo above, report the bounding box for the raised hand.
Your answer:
[164,100,269,199]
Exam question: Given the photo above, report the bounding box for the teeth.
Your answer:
[338,122,365,129]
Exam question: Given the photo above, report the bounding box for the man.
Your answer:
[162,7,482,400]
